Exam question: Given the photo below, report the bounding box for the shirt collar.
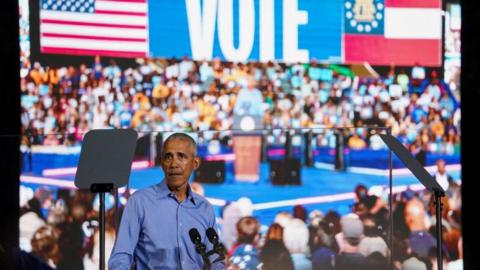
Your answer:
[156,180,196,205]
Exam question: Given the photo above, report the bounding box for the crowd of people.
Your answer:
[18,159,462,269]
[20,56,460,155]
[219,159,462,270]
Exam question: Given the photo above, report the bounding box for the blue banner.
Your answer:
[148,0,342,62]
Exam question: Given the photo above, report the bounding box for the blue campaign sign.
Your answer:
[148,0,342,63]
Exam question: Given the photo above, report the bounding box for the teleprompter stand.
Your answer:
[75,129,138,270]
[379,134,446,270]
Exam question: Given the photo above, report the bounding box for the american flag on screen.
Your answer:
[40,0,148,58]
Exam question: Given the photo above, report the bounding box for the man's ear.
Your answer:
[193,156,201,171]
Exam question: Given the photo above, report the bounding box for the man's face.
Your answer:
[437,160,446,174]
[160,138,200,189]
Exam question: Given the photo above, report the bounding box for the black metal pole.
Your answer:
[387,128,394,270]
[334,129,344,171]
[90,183,112,270]
[261,131,268,162]
[100,191,105,270]
[305,130,313,167]
[435,190,444,270]
[285,129,292,160]
[203,257,211,270]
[114,188,119,233]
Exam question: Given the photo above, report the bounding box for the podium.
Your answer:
[232,115,263,182]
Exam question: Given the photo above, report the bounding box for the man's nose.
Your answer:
[169,156,181,166]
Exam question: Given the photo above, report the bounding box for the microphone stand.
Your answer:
[205,228,227,266]
[194,242,211,270]
[206,249,225,265]
[190,228,212,270]
[434,189,445,270]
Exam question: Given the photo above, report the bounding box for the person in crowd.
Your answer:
[265,223,284,242]
[309,218,338,270]
[293,205,308,223]
[228,216,261,270]
[365,251,389,270]
[358,215,389,258]
[260,238,294,270]
[20,198,45,252]
[30,226,60,268]
[335,214,366,270]
[229,216,261,256]
[447,237,462,270]
[283,218,312,270]
[221,202,244,251]
[433,159,459,197]
[401,256,427,270]
[404,198,436,259]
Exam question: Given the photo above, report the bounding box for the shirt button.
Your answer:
[180,223,182,226]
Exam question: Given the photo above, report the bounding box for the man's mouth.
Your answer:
[168,172,183,176]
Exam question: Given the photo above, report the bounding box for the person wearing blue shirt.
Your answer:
[109,133,226,269]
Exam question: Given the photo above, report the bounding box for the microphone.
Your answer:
[205,228,226,264]
[189,228,211,270]
[189,228,202,245]
[206,228,220,244]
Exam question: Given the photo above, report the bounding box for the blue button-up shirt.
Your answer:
[109,181,226,270]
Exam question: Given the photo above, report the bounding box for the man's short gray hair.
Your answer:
[163,133,197,156]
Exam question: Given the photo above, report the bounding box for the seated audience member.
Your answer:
[310,222,338,270]
[229,216,261,270]
[30,226,60,268]
[20,198,45,252]
[221,203,244,250]
[260,239,294,270]
[336,214,366,270]
[447,238,463,270]
[401,256,427,270]
[260,223,294,270]
[265,223,284,241]
[358,216,389,258]
[293,205,308,223]
[284,219,312,270]
[365,251,389,270]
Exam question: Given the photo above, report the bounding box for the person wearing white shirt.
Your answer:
[433,159,458,197]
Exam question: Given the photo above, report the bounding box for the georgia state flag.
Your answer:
[343,0,442,66]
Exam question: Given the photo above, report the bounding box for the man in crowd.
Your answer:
[433,159,458,197]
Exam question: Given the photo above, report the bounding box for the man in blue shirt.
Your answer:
[109,133,226,269]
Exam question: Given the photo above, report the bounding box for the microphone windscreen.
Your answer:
[206,227,219,244]
[189,228,201,244]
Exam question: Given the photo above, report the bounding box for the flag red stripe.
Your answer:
[41,47,147,58]
[344,34,441,67]
[40,19,146,29]
[95,10,147,16]
[41,33,146,42]
[385,0,441,8]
